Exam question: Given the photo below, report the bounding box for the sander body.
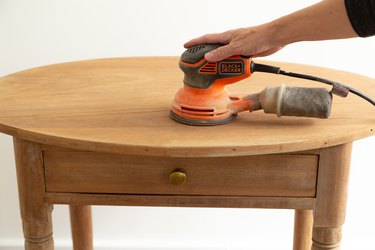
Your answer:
[170,44,374,126]
[171,44,252,125]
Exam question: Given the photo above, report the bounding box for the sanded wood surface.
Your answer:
[0,57,373,157]
[44,151,318,197]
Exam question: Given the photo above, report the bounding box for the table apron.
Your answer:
[44,192,315,210]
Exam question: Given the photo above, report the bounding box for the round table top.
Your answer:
[0,57,374,157]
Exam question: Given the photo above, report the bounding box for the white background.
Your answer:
[0,0,374,249]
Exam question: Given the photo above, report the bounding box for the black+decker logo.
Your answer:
[219,62,243,74]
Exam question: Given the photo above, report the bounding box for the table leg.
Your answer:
[312,143,352,250]
[70,205,93,250]
[293,209,313,250]
[14,138,54,250]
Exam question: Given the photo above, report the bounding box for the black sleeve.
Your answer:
[345,0,375,37]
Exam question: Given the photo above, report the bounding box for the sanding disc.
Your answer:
[169,111,238,126]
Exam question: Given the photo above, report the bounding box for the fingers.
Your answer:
[205,45,235,62]
[183,32,236,62]
[252,46,284,58]
[184,32,230,48]
[183,27,283,62]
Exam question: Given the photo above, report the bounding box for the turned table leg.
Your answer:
[14,138,54,250]
[312,143,352,250]
[70,205,93,250]
[293,209,313,250]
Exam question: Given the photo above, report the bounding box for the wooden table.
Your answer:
[0,57,374,250]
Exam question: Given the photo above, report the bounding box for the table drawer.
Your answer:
[44,151,318,197]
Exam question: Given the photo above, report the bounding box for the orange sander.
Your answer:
[170,44,375,126]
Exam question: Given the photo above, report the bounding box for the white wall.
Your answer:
[1,0,374,249]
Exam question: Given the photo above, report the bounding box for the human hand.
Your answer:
[184,0,360,63]
[184,25,284,62]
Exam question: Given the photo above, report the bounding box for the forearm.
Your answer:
[269,0,358,47]
[184,0,364,62]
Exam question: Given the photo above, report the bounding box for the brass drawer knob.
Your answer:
[169,170,187,186]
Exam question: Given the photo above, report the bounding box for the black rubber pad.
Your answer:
[169,111,237,126]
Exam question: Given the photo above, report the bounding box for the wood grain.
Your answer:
[3,58,374,250]
[45,193,315,209]
[14,138,54,250]
[44,150,318,197]
[0,58,373,157]
[70,205,93,250]
[312,143,352,249]
[293,210,313,250]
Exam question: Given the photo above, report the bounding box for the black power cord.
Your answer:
[251,62,375,107]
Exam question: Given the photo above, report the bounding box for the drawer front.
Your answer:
[44,151,318,197]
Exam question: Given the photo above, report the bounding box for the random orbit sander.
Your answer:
[170,44,375,126]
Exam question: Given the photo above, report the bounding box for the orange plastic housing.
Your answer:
[171,55,252,124]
